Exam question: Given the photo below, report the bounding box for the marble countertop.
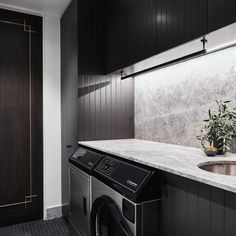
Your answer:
[79,139,236,194]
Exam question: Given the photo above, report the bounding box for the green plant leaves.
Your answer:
[197,100,236,153]
[208,109,212,119]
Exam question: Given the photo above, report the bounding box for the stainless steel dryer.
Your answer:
[69,147,104,236]
[91,155,162,236]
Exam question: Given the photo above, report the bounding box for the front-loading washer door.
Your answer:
[91,196,134,236]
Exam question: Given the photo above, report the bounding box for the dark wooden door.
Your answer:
[0,9,43,226]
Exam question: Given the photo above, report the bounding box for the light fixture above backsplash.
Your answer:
[121,23,236,80]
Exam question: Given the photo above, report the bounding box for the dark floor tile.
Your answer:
[0,218,69,236]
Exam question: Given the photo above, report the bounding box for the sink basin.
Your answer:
[198,161,236,176]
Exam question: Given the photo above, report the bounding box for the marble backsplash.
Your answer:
[135,46,236,150]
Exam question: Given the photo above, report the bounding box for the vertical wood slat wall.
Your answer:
[78,74,134,141]
[76,0,134,142]
[61,0,134,216]
[61,0,134,152]
[161,172,236,236]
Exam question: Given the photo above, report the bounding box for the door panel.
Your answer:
[0,9,43,226]
[127,0,157,65]
[106,0,157,73]
[106,0,129,73]
[70,167,90,236]
[208,0,236,32]
[156,0,207,54]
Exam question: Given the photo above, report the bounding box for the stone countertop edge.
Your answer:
[78,139,236,194]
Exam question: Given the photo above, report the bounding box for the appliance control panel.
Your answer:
[72,147,87,158]
[96,158,120,176]
[69,147,104,172]
[95,156,151,193]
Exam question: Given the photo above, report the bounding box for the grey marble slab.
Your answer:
[46,206,62,220]
[79,139,236,194]
[134,45,236,149]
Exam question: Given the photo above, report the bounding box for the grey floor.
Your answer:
[0,218,69,236]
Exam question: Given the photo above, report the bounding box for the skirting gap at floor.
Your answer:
[0,218,69,236]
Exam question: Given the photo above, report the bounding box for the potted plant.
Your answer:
[197,100,236,155]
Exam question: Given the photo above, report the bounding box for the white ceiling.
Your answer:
[0,0,71,16]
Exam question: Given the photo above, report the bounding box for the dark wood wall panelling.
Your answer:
[61,0,236,219]
[106,0,157,73]
[106,0,208,74]
[106,0,236,74]
[61,0,236,157]
[78,75,134,141]
[161,172,236,236]
[208,0,236,32]
[156,0,207,55]
[61,0,134,154]
[77,0,134,142]
[61,0,134,217]
[61,0,80,217]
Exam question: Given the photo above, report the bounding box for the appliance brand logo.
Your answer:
[127,179,138,188]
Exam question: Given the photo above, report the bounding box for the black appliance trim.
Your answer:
[93,171,161,203]
[78,144,155,170]
[78,144,162,203]
[95,156,151,194]
[69,147,104,174]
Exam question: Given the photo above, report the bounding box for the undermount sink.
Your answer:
[198,161,236,176]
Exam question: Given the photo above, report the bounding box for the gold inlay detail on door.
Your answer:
[0,19,36,33]
[0,19,37,208]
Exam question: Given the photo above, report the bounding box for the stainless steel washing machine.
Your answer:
[90,155,162,236]
[69,147,104,236]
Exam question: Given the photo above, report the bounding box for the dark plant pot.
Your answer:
[204,149,217,156]
[214,139,225,155]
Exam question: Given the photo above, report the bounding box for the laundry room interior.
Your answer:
[1,0,236,235]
